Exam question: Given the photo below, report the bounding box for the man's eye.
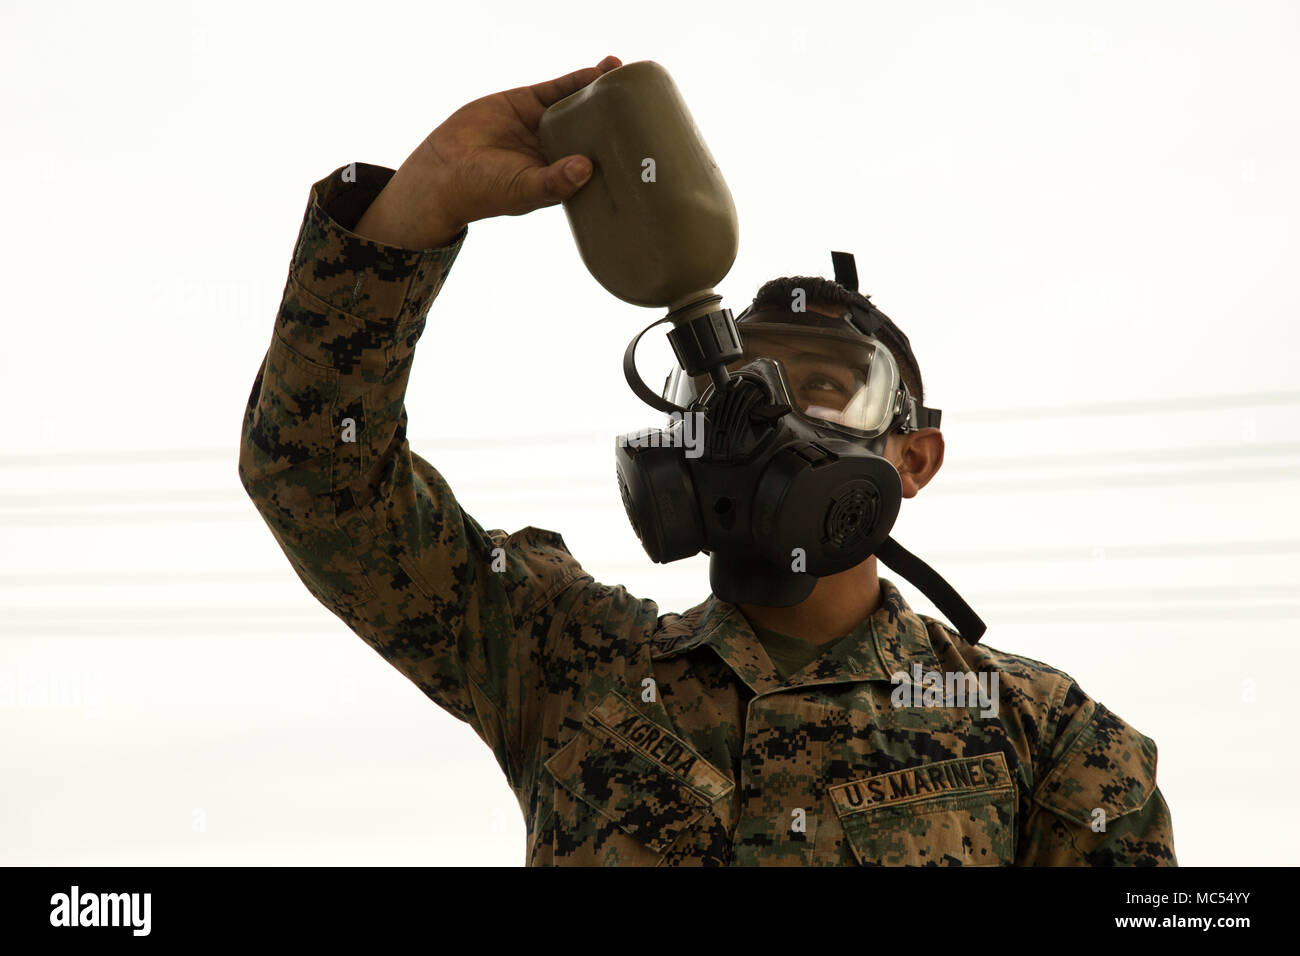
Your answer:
[799,374,846,394]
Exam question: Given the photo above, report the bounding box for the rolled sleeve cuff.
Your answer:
[289,162,468,329]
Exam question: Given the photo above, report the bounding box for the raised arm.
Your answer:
[237,57,623,790]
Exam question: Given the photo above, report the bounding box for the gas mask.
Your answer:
[615,252,986,643]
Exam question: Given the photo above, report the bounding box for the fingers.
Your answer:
[529,55,622,107]
[512,154,593,210]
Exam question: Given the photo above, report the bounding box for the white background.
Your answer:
[1,0,1297,866]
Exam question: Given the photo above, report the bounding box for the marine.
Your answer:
[238,55,1177,866]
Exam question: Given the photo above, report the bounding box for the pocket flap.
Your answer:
[830,754,1016,866]
[1034,703,1158,827]
[544,692,733,854]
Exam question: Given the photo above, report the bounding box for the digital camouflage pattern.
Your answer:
[238,162,1177,866]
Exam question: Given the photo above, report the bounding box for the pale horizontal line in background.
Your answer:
[935,464,1299,494]
[922,539,1300,562]
[957,391,1300,421]
[2,541,1298,587]
[4,603,1298,637]
[0,582,1292,601]
[956,442,1298,472]
[980,604,1300,620]
[0,489,237,507]
[1,447,241,467]
[3,391,1298,467]
[0,509,252,526]
[974,585,1298,601]
[1,463,1297,526]
[4,582,1293,617]
[3,605,317,620]
[0,571,276,587]
[2,586,1297,623]
[1,441,1297,508]
[1,620,341,637]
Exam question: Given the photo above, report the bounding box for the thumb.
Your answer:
[522,155,593,205]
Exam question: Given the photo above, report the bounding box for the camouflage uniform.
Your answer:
[238,162,1177,866]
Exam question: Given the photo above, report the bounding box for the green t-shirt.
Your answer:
[749,620,860,681]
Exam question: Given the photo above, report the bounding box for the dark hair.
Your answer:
[749,276,925,408]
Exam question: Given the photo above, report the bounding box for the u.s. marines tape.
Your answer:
[830,753,1013,815]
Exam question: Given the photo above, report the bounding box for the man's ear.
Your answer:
[891,428,944,498]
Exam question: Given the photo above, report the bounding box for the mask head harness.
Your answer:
[615,251,986,643]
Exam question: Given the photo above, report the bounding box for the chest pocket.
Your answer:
[829,754,1017,866]
[544,692,733,860]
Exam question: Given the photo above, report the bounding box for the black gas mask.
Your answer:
[615,252,986,643]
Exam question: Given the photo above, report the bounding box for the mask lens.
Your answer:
[664,326,900,438]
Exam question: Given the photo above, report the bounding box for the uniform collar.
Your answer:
[651,578,942,696]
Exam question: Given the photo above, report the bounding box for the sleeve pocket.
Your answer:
[1033,703,1158,828]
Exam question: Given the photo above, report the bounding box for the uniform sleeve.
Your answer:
[1017,681,1177,866]
[237,162,589,792]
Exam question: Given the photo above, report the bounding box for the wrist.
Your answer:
[353,155,466,250]
[353,189,465,250]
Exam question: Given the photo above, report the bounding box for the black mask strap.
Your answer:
[875,536,986,644]
[831,250,859,291]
